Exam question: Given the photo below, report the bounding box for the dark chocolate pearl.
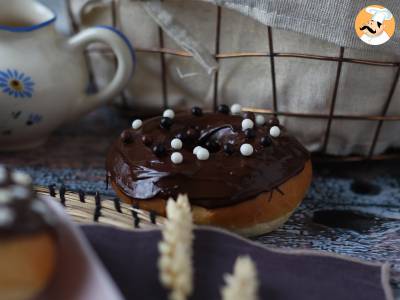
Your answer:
[242,112,255,121]
[191,106,203,116]
[175,132,187,141]
[153,144,166,157]
[260,136,272,147]
[141,135,153,146]
[223,143,234,155]
[217,104,230,114]
[186,128,199,140]
[244,128,256,139]
[120,130,133,144]
[268,117,280,126]
[205,140,220,153]
[160,117,173,129]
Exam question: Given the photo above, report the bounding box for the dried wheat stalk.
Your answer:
[158,195,194,300]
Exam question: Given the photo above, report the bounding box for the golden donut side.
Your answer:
[112,160,312,236]
[0,232,56,300]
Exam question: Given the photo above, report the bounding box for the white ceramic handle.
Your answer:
[68,25,135,115]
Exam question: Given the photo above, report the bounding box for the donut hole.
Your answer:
[198,125,238,154]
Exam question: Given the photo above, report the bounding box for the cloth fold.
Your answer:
[142,1,218,75]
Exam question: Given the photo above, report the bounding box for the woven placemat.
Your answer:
[34,185,165,230]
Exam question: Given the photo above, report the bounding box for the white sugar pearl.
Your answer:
[0,190,12,204]
[11,171,31,186]
[240,143,254,156]
[171,152,183,164]
[242,118,254,131]
[196,148,210,160]
[0,207,14,226]
[171,138,183,150]
[255,115,266,126]
[131,119,143,130]
[11,186,30,200]
[270,126,281,138]
[0,166,6,184]
[163,109,175,119]
[193,146,203,155]
[230,103,242,115]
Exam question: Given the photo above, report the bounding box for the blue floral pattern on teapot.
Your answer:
[0,69,35,98]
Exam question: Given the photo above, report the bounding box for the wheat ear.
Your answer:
[221,256,259,300]
[158,194,194,300]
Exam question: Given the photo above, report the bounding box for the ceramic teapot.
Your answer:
[0,0,134,151]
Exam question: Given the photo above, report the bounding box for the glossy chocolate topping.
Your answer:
[0,167,56,238]
[106,111,310,209]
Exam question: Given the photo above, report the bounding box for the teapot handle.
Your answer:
[67,25,135,116]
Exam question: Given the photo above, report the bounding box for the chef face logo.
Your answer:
[355,5,395,45]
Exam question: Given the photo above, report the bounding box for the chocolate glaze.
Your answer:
[106,112,310,209]
[0,167,56,238]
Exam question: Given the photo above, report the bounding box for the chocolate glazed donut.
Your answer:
[0,167,57,300]
[107,107,312,236]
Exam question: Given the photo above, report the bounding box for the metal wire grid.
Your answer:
[66,1,400,161]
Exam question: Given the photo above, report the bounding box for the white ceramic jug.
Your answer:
[0,0,134,151]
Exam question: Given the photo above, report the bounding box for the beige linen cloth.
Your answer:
[68,0,400,156]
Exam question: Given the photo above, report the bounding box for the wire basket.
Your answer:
[66,0,400,162]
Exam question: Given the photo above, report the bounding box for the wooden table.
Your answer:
[1,107,399,298]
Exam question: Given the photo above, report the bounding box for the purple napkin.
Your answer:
[81,225,394,300]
